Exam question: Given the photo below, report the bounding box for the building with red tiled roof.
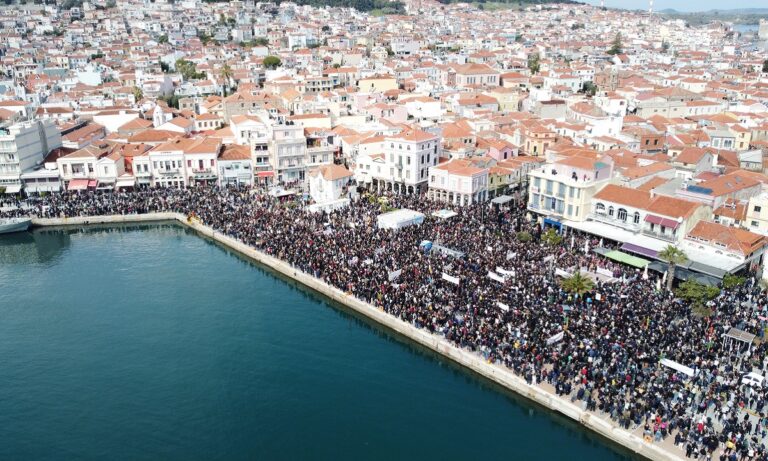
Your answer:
[682,221,767,272]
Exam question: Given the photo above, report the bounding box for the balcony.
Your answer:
[641,229,677,243]
[589,213,641,232]
[159,168,180,175]
[307,145,333,153]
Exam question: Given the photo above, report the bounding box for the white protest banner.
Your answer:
[543,255,555,263]
[497,302,510,312]
[442,273,460,285]
[488,271,506,283]
[388,269,402,282]
[554,268,572,278]
[496,267,514,278]
[546,331,565,345]
[596,267,613,278]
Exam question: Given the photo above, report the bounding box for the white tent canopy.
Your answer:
[377,209,425,230]
[660,358,696,377]
[432,209,458,220]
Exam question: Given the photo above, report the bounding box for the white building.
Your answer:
[149,137,222,187]
[0,120,62,193]
[270,122,307,185]
[308,163,353,205]
[218,144,254,187]
[427,158,489,206]
[356,129,441,195]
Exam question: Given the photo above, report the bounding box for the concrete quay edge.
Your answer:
[31,213,683,461]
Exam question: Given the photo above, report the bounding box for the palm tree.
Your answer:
[132,86,143,103]
[220,63,233,96]
[560,272,595,296]
[658,245,687,291]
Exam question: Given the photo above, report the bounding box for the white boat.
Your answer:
[0,217,31,234]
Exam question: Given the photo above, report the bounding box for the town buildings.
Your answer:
[1,0,768,280]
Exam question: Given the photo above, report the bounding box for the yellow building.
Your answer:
[357,74,398,93]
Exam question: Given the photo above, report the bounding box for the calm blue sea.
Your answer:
[0,224,634,460]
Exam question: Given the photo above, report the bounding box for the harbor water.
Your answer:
[0,224,635,460]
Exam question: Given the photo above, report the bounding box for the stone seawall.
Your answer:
[31,214,683,461]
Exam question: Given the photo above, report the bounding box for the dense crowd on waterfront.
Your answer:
[5,186,768,460]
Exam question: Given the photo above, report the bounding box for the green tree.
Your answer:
[158,34,168,44]
[198,32,212,45]
[220,63,233,94]
[516,231,532,242]
[561,272,595,296]
[132,86,143,102]
[262,55,282,70]
[527,52,540,75]
[321,25,331,33]
[722,274,746,290]
[658,245,687,291]
[607,33,623,56]
[581,81,597,97]
[159,60,170,73]
[676,280,720,313]
[159,94,179,109]
[175,58,205,80]
[661,40,670,53]
[542,228,562,246]
[763,59,768,73]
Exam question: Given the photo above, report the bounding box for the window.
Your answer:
[596,203,605,214]
[633,212,640,224]
[755,206,762,213]
[608,206,614,217]
[752,221,759,227]
[617,208,627,222]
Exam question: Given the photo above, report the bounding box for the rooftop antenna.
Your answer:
[600,0,604,8]
[648,0,653,20]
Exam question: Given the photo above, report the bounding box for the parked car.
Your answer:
[741,372,764,388]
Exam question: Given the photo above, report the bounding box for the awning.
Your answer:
[647,261,722,285]
[257,171,275,178]
[491,195,513,205]
[725,327,755,345]
[87,179,97,189]
[432,209,458,220]
[116,178,135,188]
[68,179,89,191]
[3,184,21,194]
[603,250,649,268]
[644,214,680,229]
[621,242,659,258]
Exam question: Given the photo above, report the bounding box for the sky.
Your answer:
[582,0,767,12]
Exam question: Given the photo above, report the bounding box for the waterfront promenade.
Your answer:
[6,187,768,461]
[30,212,680,460]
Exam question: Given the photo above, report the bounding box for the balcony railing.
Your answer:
[589,213,642,232]
[641,229,677,243]
[159,169,180,175]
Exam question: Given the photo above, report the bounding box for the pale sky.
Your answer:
[582,0,766,12]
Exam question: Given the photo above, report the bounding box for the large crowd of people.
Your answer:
[4,185,768,461]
